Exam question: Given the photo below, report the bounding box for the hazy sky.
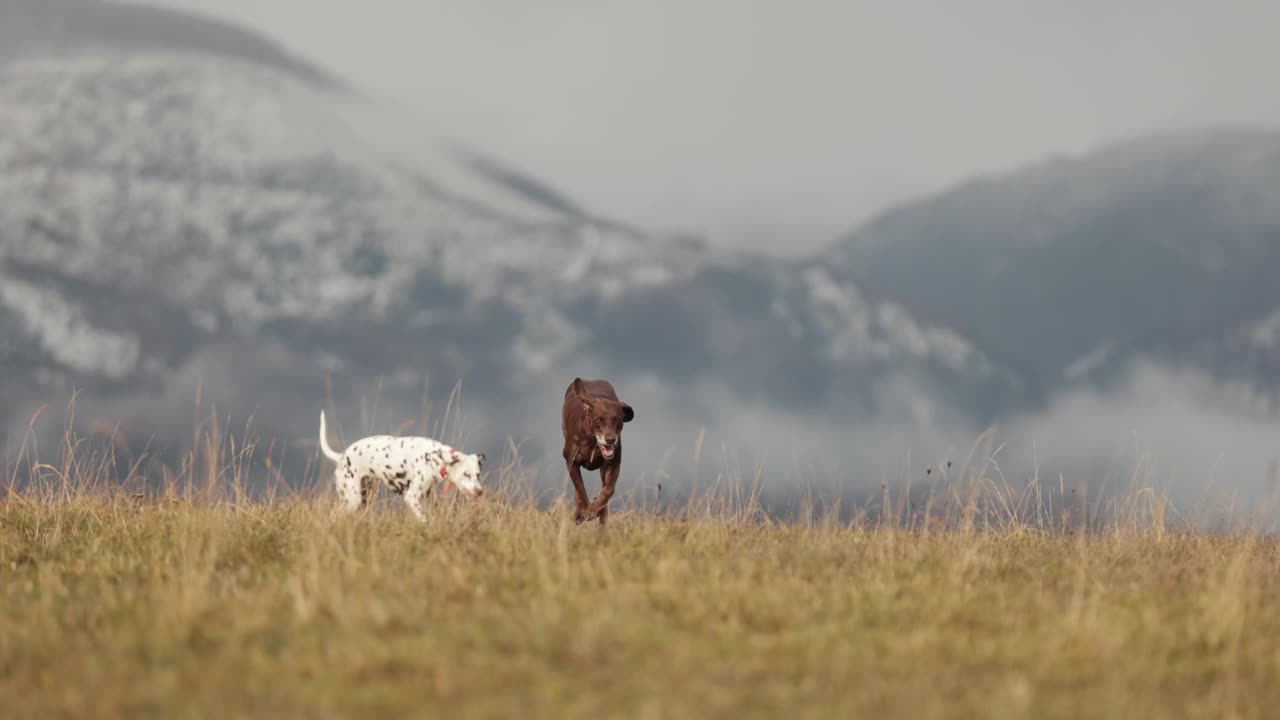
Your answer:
[149,0,1280,253]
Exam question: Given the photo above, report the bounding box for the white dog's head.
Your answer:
[443,451,486,499]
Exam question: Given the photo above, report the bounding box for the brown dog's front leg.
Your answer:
[567,461,590,524]
[586,464,619,525]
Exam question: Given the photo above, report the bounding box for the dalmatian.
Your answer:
[319,411,485,521]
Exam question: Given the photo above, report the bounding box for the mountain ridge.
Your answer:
[833,125,1280,399]
[0,2,1020,467]
[0,0,344,89]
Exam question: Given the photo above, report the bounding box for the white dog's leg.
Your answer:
[334,465,365,515]
[402,481,429,523]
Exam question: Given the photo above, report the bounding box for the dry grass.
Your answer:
[3,416,1280,718]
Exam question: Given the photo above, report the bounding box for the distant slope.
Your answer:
[0,0,342,88]
[0,0,1025,460]
[831,128,1280,395]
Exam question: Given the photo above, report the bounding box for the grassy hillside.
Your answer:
[3,437,1279,719]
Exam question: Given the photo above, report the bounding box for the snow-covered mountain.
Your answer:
[832,128,1280,403]
[0,0,1018,461]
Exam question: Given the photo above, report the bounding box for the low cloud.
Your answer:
[8,356,1280,528]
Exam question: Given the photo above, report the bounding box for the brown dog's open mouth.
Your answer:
[599,444,616,460]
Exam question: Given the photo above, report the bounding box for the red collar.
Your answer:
[439,448,455,490]
[583,412,602,462]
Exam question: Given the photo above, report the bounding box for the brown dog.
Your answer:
[561,377,635,524]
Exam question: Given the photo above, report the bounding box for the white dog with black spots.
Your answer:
[319,411,485,521]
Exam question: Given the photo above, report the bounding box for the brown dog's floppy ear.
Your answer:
[572,377,586,397]
[622,404,634,423]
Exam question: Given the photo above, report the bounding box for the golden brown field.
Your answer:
[3,416,1280,719]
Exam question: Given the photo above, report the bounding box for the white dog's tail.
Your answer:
[318,411,343,464]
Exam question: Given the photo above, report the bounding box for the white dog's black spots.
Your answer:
[322,428,486,522]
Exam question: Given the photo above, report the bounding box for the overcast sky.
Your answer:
[149,0,1280,253]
